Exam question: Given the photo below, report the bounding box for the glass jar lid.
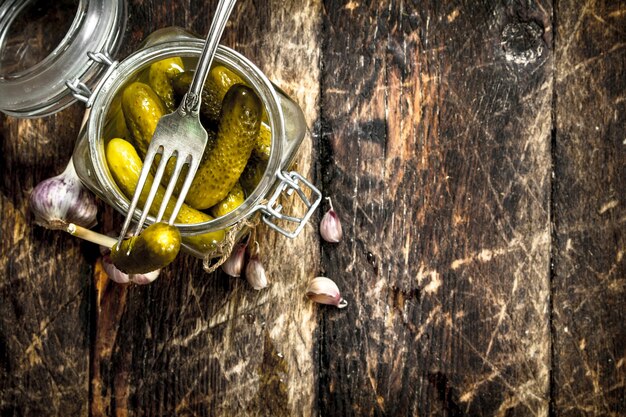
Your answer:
[0,0,126,117]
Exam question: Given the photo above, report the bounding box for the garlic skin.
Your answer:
[222,242,247,277]
[101,251,160,285]
[245,255,268,290]
[306,277,348,308]
[320,197,342,243]
[29,159,98,230]
[130,270,161,285]
[102,254,131,284]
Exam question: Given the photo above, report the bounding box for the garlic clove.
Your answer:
[130,270,161,285]
[101,250,160,285]
[245,242,267,290]
[29,159,98,230]
[306,277,348,308]
[320,197,342,243]
[101,253,130,284]
[222,241,247,277]
[245,249,268,290]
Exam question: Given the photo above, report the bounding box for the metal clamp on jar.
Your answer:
[0,0,321,259]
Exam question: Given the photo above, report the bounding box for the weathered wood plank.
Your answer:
[0,108,92,415]
[3,1,626,415]
[90,1,322,416]
[318,1,553,415]
[552,1,626,415]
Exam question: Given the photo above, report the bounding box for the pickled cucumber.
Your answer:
[121,78,218,188]
[111,222,181,274]
[240,157,267,195]
[172,65,244,123]
[104,96,130,140]
[184,84,262,209]
[235,119,271,195]
[106,138,225,252]
[122,82,165,157]
[173,66,270,162]
[255,122,271,161]
[148,57,184,111]
[210,182,245,218]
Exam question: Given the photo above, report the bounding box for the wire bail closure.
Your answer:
[66,51,118,107]
[255,170,322,238]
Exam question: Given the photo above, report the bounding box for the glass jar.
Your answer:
[0,1,321,259]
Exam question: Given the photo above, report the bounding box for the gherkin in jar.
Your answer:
[184,84,262,210]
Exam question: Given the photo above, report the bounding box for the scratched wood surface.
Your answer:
[551,1,626,416]
[318,1,554,415]
[0,1,624,416]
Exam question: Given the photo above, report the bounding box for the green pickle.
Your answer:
[148,57,185,111]
[240,157,267,195]
[122,81,165,157]
[103,96,130,140]
[106,138,225,252]
[184,84,262,209]
[172,64,270,163]
[255,122,271,161]
[210,182,245,218]
[111,222,181,274]
[121,79,189,187]
[240,122,271,194]
[172,64,244,123]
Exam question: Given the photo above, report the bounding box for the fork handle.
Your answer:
[182,0,238,115]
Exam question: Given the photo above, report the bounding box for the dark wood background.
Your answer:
[1,0,624,416]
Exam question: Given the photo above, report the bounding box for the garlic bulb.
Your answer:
[320,197,342,243]
[29,159,98,230]
[306,277,348,308]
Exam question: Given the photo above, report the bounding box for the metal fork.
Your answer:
[117,0,237,246]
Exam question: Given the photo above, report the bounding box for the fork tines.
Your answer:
[117,145,200,247]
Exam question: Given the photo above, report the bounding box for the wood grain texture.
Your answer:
[552,0,626,415]
[0,108,92,416]
[1,1,626,416]
[318,1,553,415]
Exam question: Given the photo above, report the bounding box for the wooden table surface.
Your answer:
[1,1,625,416]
